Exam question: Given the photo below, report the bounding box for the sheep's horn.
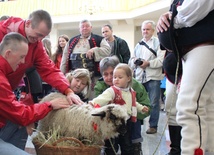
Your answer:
[92,112,106,117]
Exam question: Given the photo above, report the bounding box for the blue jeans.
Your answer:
[143,80,161,129]
[0,139,29,155]
[131,120,143,143]
[0,121,28,150]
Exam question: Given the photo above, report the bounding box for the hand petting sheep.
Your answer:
[37,92,129,145]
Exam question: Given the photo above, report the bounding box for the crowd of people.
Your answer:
[1,1,213,154]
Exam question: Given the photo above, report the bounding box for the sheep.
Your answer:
[37,92,129,145]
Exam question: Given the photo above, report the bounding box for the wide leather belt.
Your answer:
[182,41,214,55]
[69,53,95,75]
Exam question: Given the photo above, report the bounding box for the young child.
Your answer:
[66,68,91,102]
[90,63,149,155]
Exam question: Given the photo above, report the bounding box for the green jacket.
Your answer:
[94,78,151,120]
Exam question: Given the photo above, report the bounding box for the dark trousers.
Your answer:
[104,119,133,155]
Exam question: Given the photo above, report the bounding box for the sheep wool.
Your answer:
[37,92,129,145]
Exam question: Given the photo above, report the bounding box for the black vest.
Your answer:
[67,34,103,76]
[158,0,214,53]
[175,10,214,47]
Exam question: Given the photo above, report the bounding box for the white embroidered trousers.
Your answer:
[176,45,214,155]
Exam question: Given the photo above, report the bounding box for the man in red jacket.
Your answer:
[0,10,83,104]
[0,9,84,153]
[0,32,71,155]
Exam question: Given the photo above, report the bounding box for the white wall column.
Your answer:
[112,24,136,55]
[49,27,58,54]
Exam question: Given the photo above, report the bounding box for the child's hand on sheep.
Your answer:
[88,102,101,108]
[66,92,84,105]
[88,101,93,106]
[49,98,70,110]
[142,106,149,113]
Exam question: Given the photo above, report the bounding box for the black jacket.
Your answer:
[111,35,130,63]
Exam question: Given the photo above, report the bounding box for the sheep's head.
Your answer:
[91,104,129,138]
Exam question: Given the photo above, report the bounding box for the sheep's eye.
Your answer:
[110,113,116,120]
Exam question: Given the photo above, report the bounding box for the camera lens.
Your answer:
[134,59,143,66]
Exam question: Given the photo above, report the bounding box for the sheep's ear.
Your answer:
[92,112,106,118]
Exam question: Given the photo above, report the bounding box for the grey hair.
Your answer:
[99,56,120,75]
[79,19,92,28]
[141,20,156,30]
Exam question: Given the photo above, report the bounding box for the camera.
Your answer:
[134,58,143,66]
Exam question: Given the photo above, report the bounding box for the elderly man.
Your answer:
[61,19,111,99]
[129,20,165,134]
[60,19,111,76]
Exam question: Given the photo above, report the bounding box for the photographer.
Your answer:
[129,20,165,134]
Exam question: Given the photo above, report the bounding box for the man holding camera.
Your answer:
[129,20,165,134]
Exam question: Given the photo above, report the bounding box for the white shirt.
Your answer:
[174,0,214,28]
[129,36,165,83]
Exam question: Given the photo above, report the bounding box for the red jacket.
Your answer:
[0,56,52,128]
[0,17,70,128]
[0,17,70,92]
[55,53,62,69]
